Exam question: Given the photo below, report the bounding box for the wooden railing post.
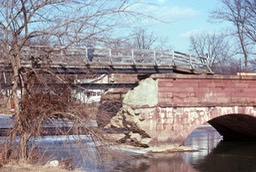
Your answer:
[189,54,194,69]
[85,47,90,64]
[205,55,213,73]
[131,49,136,65]
[172,50,176,66]
[109,48,113,65]
[153,50,158,66]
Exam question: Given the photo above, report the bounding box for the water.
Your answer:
[112,124,256,172]
[183,125,256,172]
[2,124,256,171]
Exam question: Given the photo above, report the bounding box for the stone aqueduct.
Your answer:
[118,74,256,145]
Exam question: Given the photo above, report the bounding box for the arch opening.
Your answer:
[208,114,256,141]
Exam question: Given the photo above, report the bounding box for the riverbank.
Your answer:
[112,143,195,156]
[0,163,81,172]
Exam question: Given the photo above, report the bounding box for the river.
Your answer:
[183,125,256,172]
[1,122,256,171]
[34,124,256,171]
[115,124,256,172]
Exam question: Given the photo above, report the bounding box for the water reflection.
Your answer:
[115,124,256,172]
[183,124,222,165]
[113,154,196,172]
[112,125,221,172]
[184,124,256,172]
[191,141,256,172]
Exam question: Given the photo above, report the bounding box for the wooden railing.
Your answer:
[1,45,213,73]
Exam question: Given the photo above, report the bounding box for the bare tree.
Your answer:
[131,28,158,49]
[0,0,147,163]
[242,0,256,43]
[102,27,171,51]
[102,37,134,49]
[189,32,237,74]
[154,35,172,51]
[211,0,256,70]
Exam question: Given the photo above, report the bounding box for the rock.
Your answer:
[123,78,158,108]
[107,134,126,141]
[108,114,124,128]
[124,113,139,124]
[104,123,111,128]
[126,124,132,129]
[140,138,152,145]
[45,160,59,167]
[126,106,135,116]
[129,132,142,142]
[139,115,145,121]
[134,109,141,115]
[103,78,159,148]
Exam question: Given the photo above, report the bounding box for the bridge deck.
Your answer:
[0,46,213,74]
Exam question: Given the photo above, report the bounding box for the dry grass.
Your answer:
[0,163,81,172]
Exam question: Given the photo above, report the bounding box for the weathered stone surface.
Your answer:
[105,105,154,146]
[134,109,141,115]
[123,78,158,108]
[107,74,256,146]
[126,106,135,116]
[106,134,126,141]
[156,74,256,107]
[107,114,124,128]
[140,138,152,145]
[129,132,142,142]
[105,105,154,131]
[125,112,139,124]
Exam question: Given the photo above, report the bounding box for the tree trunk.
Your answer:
[10,44,21,117]
[19,131,31,161]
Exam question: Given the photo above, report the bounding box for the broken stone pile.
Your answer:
[105,105,152,147]
[104,78,158,147]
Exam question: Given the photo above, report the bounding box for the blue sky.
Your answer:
[138,0,228,52]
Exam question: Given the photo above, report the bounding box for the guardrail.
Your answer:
[1,46,213,73]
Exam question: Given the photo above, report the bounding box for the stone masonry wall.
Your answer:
[107,74,256,146]
[148,74,256,144]
[156,74,256,107]
[146,106,256,144]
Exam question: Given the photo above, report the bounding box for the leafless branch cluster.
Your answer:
[0,0,150,164]
[188,0,256,73]
[101,27,171,51]
[210,0,256,70]
[189,32,238,74]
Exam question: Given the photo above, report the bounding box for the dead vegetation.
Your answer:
[0,71,114,169]
[0,0,154,169]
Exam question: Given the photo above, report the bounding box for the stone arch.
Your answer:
[174,106,256,145]
[108,74,256,146]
